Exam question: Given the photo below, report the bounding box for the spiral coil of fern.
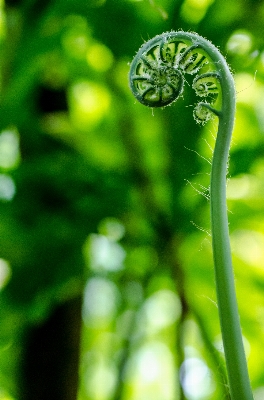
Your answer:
[129,31,253,400]
[129,32,221,122]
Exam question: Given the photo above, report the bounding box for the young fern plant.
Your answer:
[129,31,254,400]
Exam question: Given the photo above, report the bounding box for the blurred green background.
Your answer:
[0,0,264,399]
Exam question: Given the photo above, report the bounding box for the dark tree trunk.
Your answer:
[20,296,82,400]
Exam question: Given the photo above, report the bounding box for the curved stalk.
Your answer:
[129,31,254,399]
[211,77,253,399]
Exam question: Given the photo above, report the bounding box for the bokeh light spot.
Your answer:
[180,357,215,399]
[0,129,20,170]
[98,218,125,241]
[143,289,181,331]
[180,0,214,24]
[231,229,264,268]
[84,233,126,272]
[69,81,111,129]
[226,31,253,55]
[0,258,11,290]
[82,277,119,324]
[87,43,114,72]
[0,174,16,201]
[127,342,175,400]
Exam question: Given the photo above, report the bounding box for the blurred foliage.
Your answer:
[0,0,264,399]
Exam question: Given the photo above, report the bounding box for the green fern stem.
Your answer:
[210,54,253,400]
[129,31,253,400]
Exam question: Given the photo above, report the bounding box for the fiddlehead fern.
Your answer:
[129,32,221,123]
[129,31,254,400]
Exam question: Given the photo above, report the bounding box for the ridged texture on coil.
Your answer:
[129,32,221,123]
